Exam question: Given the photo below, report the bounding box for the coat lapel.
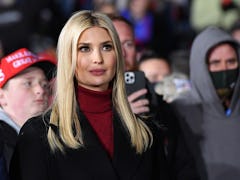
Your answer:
[112,112,142,179]
[77,110,118,179]
[77,109,143,179]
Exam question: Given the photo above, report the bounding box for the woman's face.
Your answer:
[76,27,117,91]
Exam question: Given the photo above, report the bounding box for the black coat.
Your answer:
[0,137,8,180]
[0,121,18,172]
[10,110,169,180]
[0,154,8,180]
[151,95,200,180]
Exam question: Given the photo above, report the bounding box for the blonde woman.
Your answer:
[10,10,168,180]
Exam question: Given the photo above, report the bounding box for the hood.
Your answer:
[189,26,240,113]
[0,108,20,134]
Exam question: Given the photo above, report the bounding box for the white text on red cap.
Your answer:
[5,51,36,63]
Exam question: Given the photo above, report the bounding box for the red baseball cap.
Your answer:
[0,48,56,88]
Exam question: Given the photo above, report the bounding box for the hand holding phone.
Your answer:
[125,71,150,114]
[125,71,147,100]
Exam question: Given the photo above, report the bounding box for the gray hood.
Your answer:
[0,108,20,134]
[189,26,240,115]
[182,26,240,180]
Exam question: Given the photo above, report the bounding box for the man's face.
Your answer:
[139,58,170,83]
[113,20,137,71]
[208,43,239,103]
[0,67,50,126]
[208,43,238,72]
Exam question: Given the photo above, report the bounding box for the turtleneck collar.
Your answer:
[76,86,114,158]
[77,85,113,113]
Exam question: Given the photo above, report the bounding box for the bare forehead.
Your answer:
[216,43,235,50]
[209,43,237,56]
[140,58,169,67]
[207,43,237,60]
[14,67,45,78]
[78,27,112,42]
[113,21,133,35]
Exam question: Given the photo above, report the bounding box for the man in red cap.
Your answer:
[0,48,56,173]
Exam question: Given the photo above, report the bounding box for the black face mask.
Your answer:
[210,68,239,98]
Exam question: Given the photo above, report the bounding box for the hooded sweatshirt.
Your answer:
[0,108,20,171]
[172,26,240,180]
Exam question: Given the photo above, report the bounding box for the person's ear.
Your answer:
[0,88,7,107]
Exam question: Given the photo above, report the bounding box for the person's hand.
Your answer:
[127,88,150,114]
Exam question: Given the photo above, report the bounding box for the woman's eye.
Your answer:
[103,44,113,51]
[79,46,90,52]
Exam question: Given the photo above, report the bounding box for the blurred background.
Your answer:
[0,0,239,77]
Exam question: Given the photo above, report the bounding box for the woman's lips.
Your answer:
[89,69,105,76]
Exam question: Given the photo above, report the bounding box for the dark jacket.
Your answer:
[0,136,9,180]
[0,120,18,172]
[153,95,200,180]
[172,26,240,180]
[10,109,169,180]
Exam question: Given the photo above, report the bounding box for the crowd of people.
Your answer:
[0,1,240,180]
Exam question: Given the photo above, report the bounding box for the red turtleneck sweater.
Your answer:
[77,86,114,158]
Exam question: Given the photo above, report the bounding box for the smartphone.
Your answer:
[124,71,147,101]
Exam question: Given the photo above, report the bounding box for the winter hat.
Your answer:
[0,48,56,88]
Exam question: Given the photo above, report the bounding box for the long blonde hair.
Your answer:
[47,10,152,154]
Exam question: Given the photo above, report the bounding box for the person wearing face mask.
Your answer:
[208,43,239,110]
[171,26,240,180]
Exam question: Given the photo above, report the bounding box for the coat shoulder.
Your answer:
[18,112,51,145]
